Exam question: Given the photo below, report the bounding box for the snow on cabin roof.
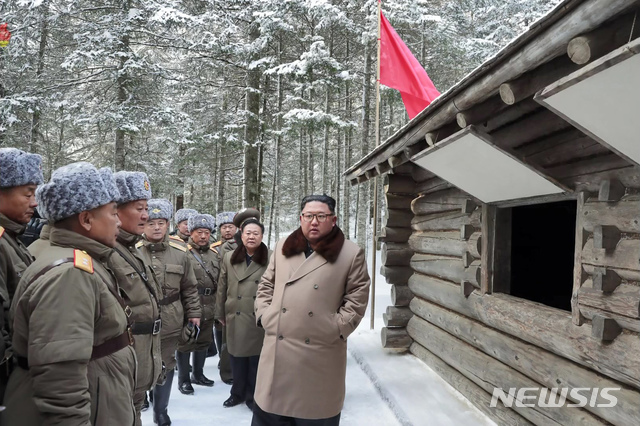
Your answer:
[345,0,638,182]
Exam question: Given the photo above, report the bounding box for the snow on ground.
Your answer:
[142,250,496,425]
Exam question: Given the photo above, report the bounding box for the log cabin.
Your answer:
[346,0,640,424]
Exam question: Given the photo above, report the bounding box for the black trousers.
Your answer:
[251,401,341,426]
[229,354,259,404]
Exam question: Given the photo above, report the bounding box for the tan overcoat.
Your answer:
[111,229,163,394]
[4,228,136,425]
[138,235,201,369]
[215,247,270,357]
[254,227,370,419]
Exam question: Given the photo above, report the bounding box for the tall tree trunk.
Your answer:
[342,39,352,238]
[115,0,131,171]
[300,129,307,196]
[176,145,186,210]
[321,88,330,193]
[30,0,50,154]
[243,23,261,208]
[357,42,372,249]
[268,41,283,247]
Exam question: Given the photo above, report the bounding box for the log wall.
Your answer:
[380,172,416,349]
[378,160,640,426]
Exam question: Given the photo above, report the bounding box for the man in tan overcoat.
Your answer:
[111,171,163,426]
[4,162,136,425]
[139,198,202,426]
[253,195,370,426]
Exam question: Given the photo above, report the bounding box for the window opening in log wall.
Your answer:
[495,200,577,311]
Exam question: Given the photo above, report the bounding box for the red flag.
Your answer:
[379,11,439,119]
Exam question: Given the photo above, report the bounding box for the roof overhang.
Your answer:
[535,38,640,168]
[411,127,568,203]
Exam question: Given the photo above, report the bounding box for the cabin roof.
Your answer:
[345,0,639,185]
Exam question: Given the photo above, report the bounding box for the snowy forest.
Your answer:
[0,0,561,246]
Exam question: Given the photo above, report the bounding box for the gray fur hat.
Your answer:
[0,148,44,188]
[175,208,198,224]
[148,198,173,221]
[36,162,120,222]
[188,213,216,233]
[113,171,152,204]
[216,211,236,226]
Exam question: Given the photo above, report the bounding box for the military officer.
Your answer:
[138,199,202,426]
[111,171,163,426]
[176,214,219,394]
[173,208,197,242]
[0,147,43,403]
[4,162,136,425]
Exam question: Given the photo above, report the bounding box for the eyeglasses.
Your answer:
[301,213,334,223]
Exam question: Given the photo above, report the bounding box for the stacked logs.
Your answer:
[380,171,416,349]
[575,179,640,337]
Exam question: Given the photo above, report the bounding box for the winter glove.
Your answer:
[179,322,199,345]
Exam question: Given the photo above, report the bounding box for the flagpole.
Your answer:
[370,0,382,330]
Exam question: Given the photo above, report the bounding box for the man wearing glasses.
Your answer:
[252,195,371,426]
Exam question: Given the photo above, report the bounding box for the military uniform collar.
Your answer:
[176,230,190,242]
[117,228,142,247]
[188,237,209,253]
[0,212,27,236]
[142,234,169,251]
[49,227,113,262]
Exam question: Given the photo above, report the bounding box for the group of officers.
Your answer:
[0,147,271,426]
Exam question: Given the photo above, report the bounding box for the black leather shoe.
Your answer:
[191,374,214,387]
[246,400,254,410]
[141,393,150,411]
[223,379,233,385]
[223,395,244,408]
[154,411,172,426]
[178,382,194,395]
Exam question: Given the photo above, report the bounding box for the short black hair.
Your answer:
[300,194,336,214]
[241,217,265,234]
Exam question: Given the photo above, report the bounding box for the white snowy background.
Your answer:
[142,250,496,426]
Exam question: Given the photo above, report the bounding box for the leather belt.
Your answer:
[159,293,180,306]
[198,287,214,296]
[132,318,162,335]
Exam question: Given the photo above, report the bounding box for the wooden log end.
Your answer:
[456,113,467,129]
[598,179,625,202]
[425,133,436,147]
[461,280,475,298]
[592,268,622,293]
[461,224,474,240]
[381,327,412,348]
[349,178,359,187]
[356,174,367,183]
[462,251,473,268]
[461,199,477,214]
[593,225,621,251]
[591,315,622,342]
[567,36,591,65]
[499,83,516,105]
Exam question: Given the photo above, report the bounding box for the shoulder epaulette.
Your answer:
[0,226,4,239]
[135,241,144,249]
[169,235,184,242]
[211,241,222,248]
[169,241,187,252]
[209,243,219,254]
[73,249,94,274]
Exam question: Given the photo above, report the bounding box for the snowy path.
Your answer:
[140,350,400,426]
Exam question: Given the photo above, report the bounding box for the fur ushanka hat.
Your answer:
[148,198,173,221]
[0,148,44,188]
[216,211,236,227]
[175,208,198,224]
[113,171,152,205]
[36,162,120,222]
[188,213,216,233]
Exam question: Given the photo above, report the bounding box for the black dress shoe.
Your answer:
[246,400,254,410]
[154,411,172,426]
[223,395,244,408]
[178,382,194,395]
[141,393,150,411]
[191,374,214,387]
[223,379,233,385]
